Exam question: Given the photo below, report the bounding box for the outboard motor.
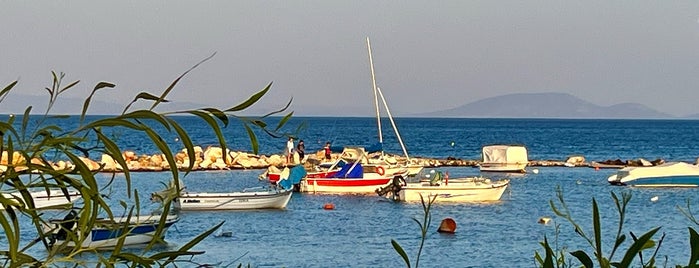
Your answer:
[49,210,78,247]
[375,175,407,200]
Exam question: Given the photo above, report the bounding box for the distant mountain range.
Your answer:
[415,93,678,119]
[2,92,696,119]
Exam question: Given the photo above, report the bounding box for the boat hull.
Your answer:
[175,190,293,210]
[607,162,699,187]
[47,214,178,249]
[269,170,338,183]
[300,177,393,194]
[391,179,509,202]
[614,175,699,187]
[479,163,527,173]
[2,190,81,209]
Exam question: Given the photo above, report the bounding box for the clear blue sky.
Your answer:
[2,1,699,116]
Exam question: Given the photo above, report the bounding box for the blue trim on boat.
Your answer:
[90,220,177,242]
[625,175,699,186]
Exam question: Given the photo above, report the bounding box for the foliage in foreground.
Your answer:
[391,194,438,268]
[535,187,699,268]
[0,54,293,267]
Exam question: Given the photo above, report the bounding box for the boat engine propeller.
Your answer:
[375,175,407,200]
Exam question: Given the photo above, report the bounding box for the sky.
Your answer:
[2,1,699,117]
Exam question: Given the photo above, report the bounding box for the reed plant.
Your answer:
[390,194,438,268]
[535,186,699,268]
[0,54,293,267]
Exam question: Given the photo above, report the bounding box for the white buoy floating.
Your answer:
[538,217,552,225]
[532,169,539,174]
[650,196,659,202]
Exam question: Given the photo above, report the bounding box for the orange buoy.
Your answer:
[595,166,600,171]
[437,218,456,233]
[323,203,335,210]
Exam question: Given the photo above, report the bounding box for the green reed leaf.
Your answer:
[225,82,271,112]
[618,227,660,267]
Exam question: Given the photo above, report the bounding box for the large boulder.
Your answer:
[78,157,102,171]
[565,155,585,165]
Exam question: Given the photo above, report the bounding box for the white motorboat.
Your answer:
[607,162,699,187]
[175,189,292,210]
[45,211,178,249]
[479,145,529,173]
[1,189,81,209]
[154,166,305,210]
[376,171,509,202]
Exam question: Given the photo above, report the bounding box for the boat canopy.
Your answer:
[482,145,528,164]
[333,163,364,178]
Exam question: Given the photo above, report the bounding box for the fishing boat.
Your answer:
[376,170,509,202]
[607,162,699,187]
[479,145,529,173]
[45,211,178,249]
[155,166,305,210]
[1,189,81,209]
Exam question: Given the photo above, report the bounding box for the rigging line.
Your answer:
[376,86,410,162]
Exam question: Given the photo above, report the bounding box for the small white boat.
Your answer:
[479,145,529,173]
[1,189,81,209]
[155,166,305,211]
[607,162,699,187]
[175,189,293,211]
[44,211,178,249]
[376,171,509,202]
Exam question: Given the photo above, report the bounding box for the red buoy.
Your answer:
[323,203,335,210]
[437,218,456,233]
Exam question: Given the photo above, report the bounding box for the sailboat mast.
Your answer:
[366,37,383,145]
[377,87,410,162]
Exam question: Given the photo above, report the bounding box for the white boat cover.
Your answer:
[482,145,528,164]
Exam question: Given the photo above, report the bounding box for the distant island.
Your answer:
[412,92,678,119]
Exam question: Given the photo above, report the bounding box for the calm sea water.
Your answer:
[10,116,699,267]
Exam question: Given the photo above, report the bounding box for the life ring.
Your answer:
[376,166,385,176]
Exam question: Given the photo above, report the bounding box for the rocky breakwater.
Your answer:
[0,147,680,173]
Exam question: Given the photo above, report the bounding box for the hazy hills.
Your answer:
[416,93,676,119]
[0,92,690,119]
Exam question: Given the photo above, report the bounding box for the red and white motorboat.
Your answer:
[299,162,408,194]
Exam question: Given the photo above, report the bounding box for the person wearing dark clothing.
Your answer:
[297,140,305,160]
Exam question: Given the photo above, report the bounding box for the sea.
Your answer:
[9,116,699,267]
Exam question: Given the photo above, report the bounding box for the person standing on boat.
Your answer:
[297,140,306,162]
[286,137,294,164]
[324,142,332,161]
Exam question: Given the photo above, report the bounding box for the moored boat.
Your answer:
[1,189,81,210]
[155,166,306,210]
[44,211,178,249]
[175,189,292,210]
[300,162,406,194]
[376,170,509,202]
[607,162,699,187]
[479,145,529,173]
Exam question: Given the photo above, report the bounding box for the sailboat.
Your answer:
[298,38,413,195]
[363,37,424,177]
